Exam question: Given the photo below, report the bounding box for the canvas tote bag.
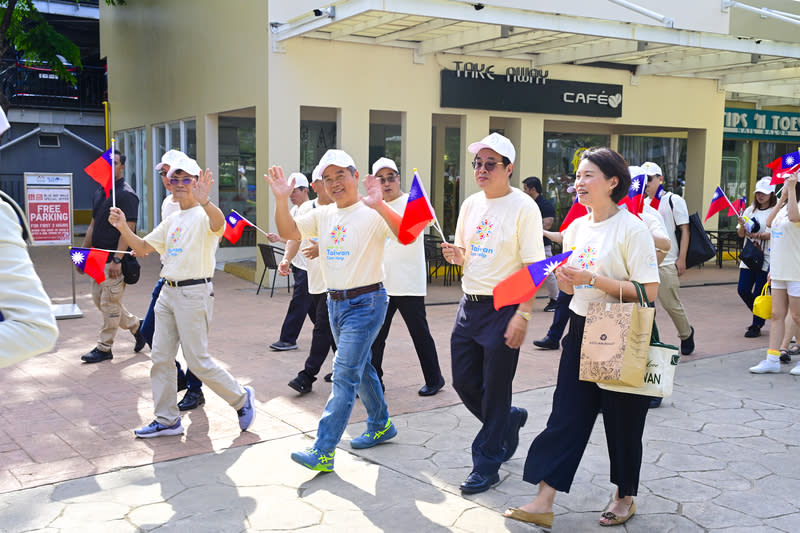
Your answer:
[579,281,654,387]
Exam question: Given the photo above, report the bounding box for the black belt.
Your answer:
[164,278,211,288]
[464,293,493,302]
[328,282,383,301]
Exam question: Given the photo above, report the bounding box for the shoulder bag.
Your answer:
[121,254,140,285]
[753,282,772,320]
[668,194,716,269]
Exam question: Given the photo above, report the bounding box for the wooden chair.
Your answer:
[256,244,290,296]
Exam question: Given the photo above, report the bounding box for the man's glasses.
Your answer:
[169,177,195,185]
[471,160,504,171]
[378,174,398,184]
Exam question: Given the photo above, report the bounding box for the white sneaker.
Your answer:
[790,363,800,376]
[749,359,781,374]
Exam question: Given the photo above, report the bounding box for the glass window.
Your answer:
[720,139,752,230]
[114,128,148,230]
[170,122,181,150]
[300,108,337,178]
[218,114,256,247]
[441,127,461,239]
[151,119,196,229]
[185,119,197,159]
[369,111,402,169]
[618,136,686,195]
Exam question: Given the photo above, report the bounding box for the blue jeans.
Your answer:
[738,267,769,328]
[141,278,203,392]
[313,287,389,454]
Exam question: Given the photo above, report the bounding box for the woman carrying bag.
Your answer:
[503,148,659,529]
[750,172,800,375]
[736,177,776,338]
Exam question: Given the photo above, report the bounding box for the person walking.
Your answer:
[504,148,659,529]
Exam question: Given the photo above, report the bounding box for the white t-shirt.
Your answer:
[145,205,225,281]
[299,200,326,295]
[161,194,181,221]
[769,201,800,282]
[737,205,772,271]
[563,209,660,317]
[455,188,545,295]
[289,203,307,271]
[295,201,394,291]
[383,194,427,296]
[640,204,670,258]
[649,192,689,266]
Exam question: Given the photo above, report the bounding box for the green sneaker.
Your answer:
[291,447,335,472]
[350,419,397,449]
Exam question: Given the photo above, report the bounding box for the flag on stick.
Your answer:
[625,167,646,216]
[766,150,800,185]
[728,196,746,216]
[224,210,255,244]
[559,198,588,232]
[84,148,114,198]
[70,247,109,284]
[649,184,665,210]
[705,186,733,222]
[493,251,573,310]
[398,171,436,245]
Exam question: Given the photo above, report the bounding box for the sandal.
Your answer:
[600,500,636,527]
[780,349,792,364]
[789,344,800,356]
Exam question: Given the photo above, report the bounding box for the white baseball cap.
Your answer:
[641,161,663,176]
[468,132,516,164]
[371,157,398,175]
[311,164,323,183]
[155,149,186,171]
[318,149,357,176]
[755,176,775,195]
[166,155,202,178]
[289,172,309,189]
[238,166,246,174]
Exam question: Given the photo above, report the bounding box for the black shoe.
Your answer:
[133,320,146,352]
[649,397,662,409]
[288,373,313,395]
[503,407,528,461]
[323,372,333,382]
[780,350,792,364]
[744,325,761,338]
[177,373,187,392]
[81,348,113,364]
[269,341,298,351]
[460,471,500,494]
[543,299,558,312]
[680,326,695,356]
[178,390,205,411]
[418,377,445,397]
[533,336,559,350]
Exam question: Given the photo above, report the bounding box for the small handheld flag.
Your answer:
[223,210,255,244]
[649,184,665,210]
[625,167,646,216]
[705,186,732,222]
[398,171,436,245]
[728,196,746,217]
[84,148,114,198]
[70,247,109,284]
[766,150,800,185]
[559,198,588,232]
[493,250,573,310]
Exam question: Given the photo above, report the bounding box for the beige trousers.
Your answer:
[151,282,246,426]
[91,263,139,352]
[657,263,692,340]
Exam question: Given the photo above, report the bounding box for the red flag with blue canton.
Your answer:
[625,169,646,216]
[649,184,665,210]
[398,172,435,245]
[559,198,588,232]
[84,148,114,198]
[705,186,730,222]
[766,150,800,185]
[493,251,573,310]
[223,211,253,244]
[728,196,746,216]
[70,247,109,284]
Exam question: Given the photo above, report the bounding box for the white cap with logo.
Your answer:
[288,172,309,189]
[371,157,398,175]
[641,161,663,176]
[166,155,202,178]
[468,132,516,164]
[155,149,186,171]
[318,149,356,176]
[755,176,775,195]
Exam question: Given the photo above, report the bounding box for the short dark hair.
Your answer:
[114,150,126,166]
[522,176,542,194]
[580,147,630,204]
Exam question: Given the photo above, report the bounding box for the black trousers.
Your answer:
[370,295,443,387]
[278,265,315,344]
[451,297,520,475]
[546,291,573,343]
[301,292,337,379]
[523,312,651,497]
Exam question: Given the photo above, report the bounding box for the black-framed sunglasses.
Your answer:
[378,174,398,184]
[169,177,195,185]
[472,159,504,171]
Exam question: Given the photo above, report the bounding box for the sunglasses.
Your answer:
[378,174,398,184]
[169,177,195,185]
[472,159,504,171]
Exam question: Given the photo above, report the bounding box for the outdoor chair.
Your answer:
[256,243,290,297]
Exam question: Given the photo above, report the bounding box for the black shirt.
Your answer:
[90,179,139,252]
[535,195,556,247]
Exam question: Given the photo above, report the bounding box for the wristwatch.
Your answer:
[589,272,597,286]
[112,256,122,264]
[515,310,532,321]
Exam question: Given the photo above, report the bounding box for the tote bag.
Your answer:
[669,195,716,269]
[753,282,772,320]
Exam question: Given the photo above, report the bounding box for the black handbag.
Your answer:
[741,239,764,271]
[668,195,716,269]
[121,254,140,285]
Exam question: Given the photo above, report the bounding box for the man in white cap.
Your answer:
[109,155,255,438]
[369,157,445,396]
[441,132,545,494]
[642,161,695,356]
[266,149,402,472]
[267,172,315,352]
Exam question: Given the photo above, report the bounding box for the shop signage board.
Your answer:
[724,107,800,140]
[440,66,623,118]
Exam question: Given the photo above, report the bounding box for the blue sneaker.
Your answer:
[237,386,256,431]
[134,419,183,438]
[291,447,335,472]
[350,419,397,449]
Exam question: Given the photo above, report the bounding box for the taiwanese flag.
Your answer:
[493,251,573,310]
[398,172,436,245]
[766,150,800,185]
[625,168,646,216]
[559,198,588,232]
[728,196,746,216]
[223,211,254,244]
[705,186,730,222]
[649,184,665,210]
[70,247,109,284]
[84,148,113,198]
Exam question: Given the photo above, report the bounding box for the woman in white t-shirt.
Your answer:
[504,148,660,529]
[749,173,800,375]
[736,177,776,338]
